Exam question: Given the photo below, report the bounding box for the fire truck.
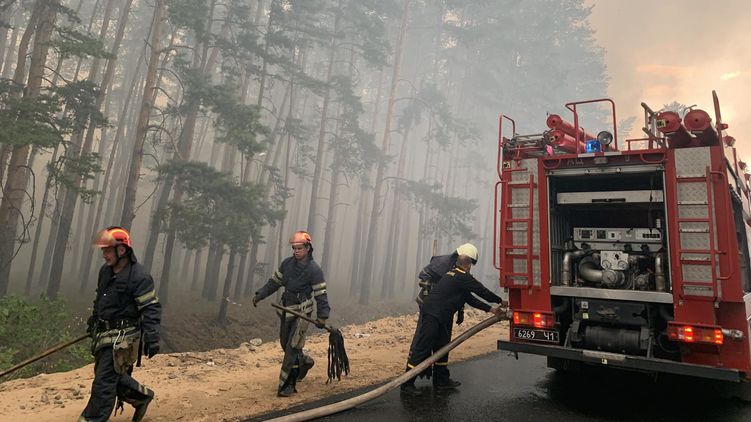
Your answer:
[495,92,751,393]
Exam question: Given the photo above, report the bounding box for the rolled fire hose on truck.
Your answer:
[266,310,511,422]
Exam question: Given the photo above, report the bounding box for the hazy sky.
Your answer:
[587,0,751,157]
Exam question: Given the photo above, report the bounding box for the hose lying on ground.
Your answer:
[266,311,509,422]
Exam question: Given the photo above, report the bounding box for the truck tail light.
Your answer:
[513,310,555,329]
[667,322,723,345]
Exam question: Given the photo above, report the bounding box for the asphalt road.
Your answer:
[252,352,751,422]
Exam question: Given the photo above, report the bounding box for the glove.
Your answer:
[455,309,464,326]
[86,316,97,337]
[144,342,160,359]
[252,295,260,307]
[315,318,327,329]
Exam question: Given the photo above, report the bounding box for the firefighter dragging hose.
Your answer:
[253,231,332,397]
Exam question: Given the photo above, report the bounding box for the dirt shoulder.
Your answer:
[0,309,508,422]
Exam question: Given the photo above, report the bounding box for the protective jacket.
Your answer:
[417,252,458,302]
[89,260,161,354]
[421,267,503,324]
[256,256,330,319]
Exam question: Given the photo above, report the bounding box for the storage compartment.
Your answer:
[547,169,669,291]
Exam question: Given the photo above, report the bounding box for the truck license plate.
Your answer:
[513,327,559,343]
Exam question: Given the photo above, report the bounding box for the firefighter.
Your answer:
[253,230,331,397]
[79,227,161,422]
[401,254,505,395]
[408,243,478,380]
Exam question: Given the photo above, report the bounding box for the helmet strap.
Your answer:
[114,245,132,263]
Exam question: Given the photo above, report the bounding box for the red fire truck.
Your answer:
[495,92,751,393]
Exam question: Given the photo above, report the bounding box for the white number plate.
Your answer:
[513,327,559,343]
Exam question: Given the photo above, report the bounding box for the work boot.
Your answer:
[131,393,153,422]
[297,355,315,381]
[277,384,296,397]
[433,379,461,390]
[400,382,421,396]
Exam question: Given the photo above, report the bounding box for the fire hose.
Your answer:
[0,333,90,379]
[265,310,510,422]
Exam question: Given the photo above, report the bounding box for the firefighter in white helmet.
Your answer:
[402,254,504,395]
[406,243,478,384]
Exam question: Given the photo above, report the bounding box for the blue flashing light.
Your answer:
[586,140,602,153]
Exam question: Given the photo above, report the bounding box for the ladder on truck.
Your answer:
[495,167,537,288]
[671,166,723,300]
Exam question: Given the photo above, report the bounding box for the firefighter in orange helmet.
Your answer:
[79,227,162,422]
[253,230,331,397]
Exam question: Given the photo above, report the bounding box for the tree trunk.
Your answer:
[24,144,60,295]
[349,179,370,296]
[206,243,223,301]
[77,73,114,279]
[381,121,412,298]
[74,0,132,276]
[79,48,144,291]
[202,243,217,299]
[0,143,9,187]
[157,5,224,305]
[47,0,118,298]
[119,0,164,229]
[233,249,248,300]
[142,176,171,272]
[359,0,410,305]
[320,141,341,275]
[179,247,191,286]
[191,248,202,292]
[243,238,260,297]
[132,25,178,272]
[255,0,273,107]
[104,68,143,226]
[0,9,19,78]
[0,0,56,295]
[0,7,11,79]
[306,2,341,238]
[217,247,237,323]
[349,59,382,297]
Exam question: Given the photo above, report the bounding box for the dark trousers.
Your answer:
[277,314,311,392]
[405,313,452,386]
[81,347,152,421]
[407,307,453,380]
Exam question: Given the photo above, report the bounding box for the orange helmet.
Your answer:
[289,230,312,246]
[93,226,132,249]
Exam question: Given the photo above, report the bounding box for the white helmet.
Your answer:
[456,243,478,264]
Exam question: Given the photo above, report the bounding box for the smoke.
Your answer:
[588,0,751,157]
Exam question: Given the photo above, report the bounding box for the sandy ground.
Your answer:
[0,309,508,422]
